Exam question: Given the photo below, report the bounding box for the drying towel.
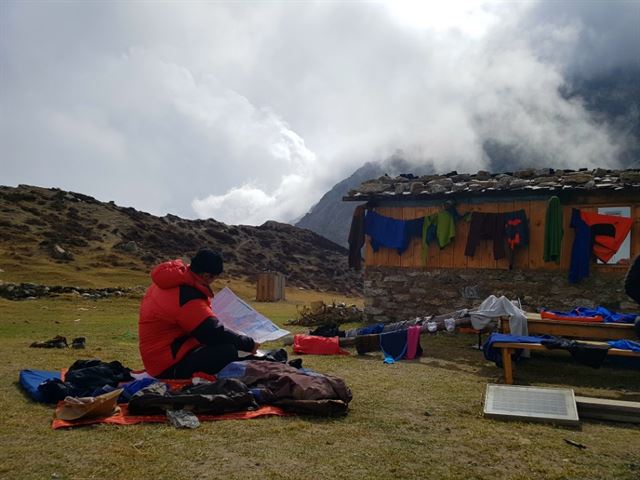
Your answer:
[543,196,563,264]
[470,295,528,336]
[380,329,408,364]
[404,325,422,360]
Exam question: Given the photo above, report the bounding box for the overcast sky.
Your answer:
[1,1,638,225]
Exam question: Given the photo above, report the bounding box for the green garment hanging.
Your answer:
[421,210,456,264]
[543,196,563,263]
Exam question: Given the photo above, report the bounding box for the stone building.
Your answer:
[343,168,640,323]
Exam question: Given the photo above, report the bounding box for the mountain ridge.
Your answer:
[0,184,362,295]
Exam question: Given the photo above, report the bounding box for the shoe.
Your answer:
[30,335,68,348]
[71,337,86,349]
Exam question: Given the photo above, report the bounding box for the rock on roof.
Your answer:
[344,168,640,201]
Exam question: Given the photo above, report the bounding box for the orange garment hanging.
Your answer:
[579,211,633,263]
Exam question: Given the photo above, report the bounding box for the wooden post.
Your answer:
[502,348,514,384]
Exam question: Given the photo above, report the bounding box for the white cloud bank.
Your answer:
[1,1,637,224]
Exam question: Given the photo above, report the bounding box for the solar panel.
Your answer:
[484,384,580,426]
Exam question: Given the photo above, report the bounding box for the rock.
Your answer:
[562,172,593,184]
[357,181,389,194]
[620,171,640,184]
[50,244,73,261]
[427,178,454,189]
[496,176,513,188]
[508,179,529,189]
[121,241,138,252]
[410,182,425,194]
[451,174,471,183]
[427,183,448,194]
[514,169,536,178]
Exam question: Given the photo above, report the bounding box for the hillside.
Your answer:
[0,185,362,295]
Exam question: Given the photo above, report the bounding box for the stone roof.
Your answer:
[343,168,640,201]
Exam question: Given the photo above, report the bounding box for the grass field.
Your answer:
[1,281,640,480]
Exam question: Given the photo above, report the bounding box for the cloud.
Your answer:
[1,1,637,225]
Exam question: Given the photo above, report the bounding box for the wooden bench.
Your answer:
[492,341,640,384]
[500,312,636,341]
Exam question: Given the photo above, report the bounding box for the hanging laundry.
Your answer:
[503,209,529,269]
[543,196,563,264]
[364,210,423,255]
[347,205,366,270]
[380,329,408,364]
[464,212,506,260]
[404,325,423,360]
[580,210,633,263]
[421,208,459,264]
[569,208,592,283]
[504,210,529,250]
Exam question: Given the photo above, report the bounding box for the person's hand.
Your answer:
[251,342,261,354]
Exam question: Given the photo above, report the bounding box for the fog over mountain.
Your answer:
[1,1,638,227]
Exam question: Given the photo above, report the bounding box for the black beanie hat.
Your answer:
[190,248,223,275]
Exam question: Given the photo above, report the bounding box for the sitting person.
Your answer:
[139,248,259,378]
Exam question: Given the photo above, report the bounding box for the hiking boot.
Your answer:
[71,337,86,349]
[30,335,68,348]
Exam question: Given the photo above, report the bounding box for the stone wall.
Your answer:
[364,266,635,323]
[0,282,143,300]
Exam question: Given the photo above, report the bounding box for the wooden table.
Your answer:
[493,341,640,384]
[500,312,636,341]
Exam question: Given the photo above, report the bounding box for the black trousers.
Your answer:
[159,344,239,379]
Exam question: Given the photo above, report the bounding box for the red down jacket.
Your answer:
[138,259,254,376]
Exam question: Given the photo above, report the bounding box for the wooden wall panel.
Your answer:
[402,207,420,268]
[424,206,441,268]
[452,204,471,270]
[405,207,427,268]
[386,207,404,267]
[465,203,488,269]
[496,201,514,270]
[438,210,455,269]
[528,200,548,270]
[510,201,531,270]
[559,203,573,271]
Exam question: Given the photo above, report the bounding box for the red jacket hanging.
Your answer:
[579,211,633,263]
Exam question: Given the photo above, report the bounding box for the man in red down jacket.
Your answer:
[139,248,259,378]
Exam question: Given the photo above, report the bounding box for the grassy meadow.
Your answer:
[1,276,639,479]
